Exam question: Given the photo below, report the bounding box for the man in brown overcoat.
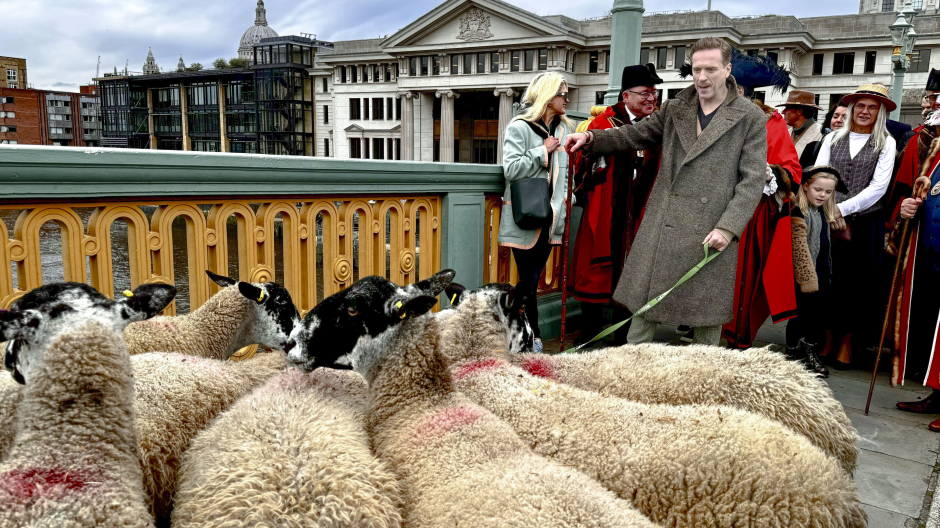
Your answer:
[564,37,767,345]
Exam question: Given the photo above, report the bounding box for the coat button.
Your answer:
[701,197,708,204]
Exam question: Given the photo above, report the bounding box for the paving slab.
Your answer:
[862,503,915,528]
[847,407,940,465]
[827,373,939,426]
[854,449,934,518]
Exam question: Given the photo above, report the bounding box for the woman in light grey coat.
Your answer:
[499,72,572,352]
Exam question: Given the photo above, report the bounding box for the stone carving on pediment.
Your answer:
[457,8,493,41]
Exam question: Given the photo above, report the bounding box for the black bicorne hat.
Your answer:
[927,69,940,91]
[621,63,663,95]
[679,47,791,96]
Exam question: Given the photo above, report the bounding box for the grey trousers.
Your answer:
[626,314,722,346]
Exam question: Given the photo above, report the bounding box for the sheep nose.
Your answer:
[284,339,296,353]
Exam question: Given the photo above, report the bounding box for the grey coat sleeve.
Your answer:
[502,121,549,183]
[589,102,668,155]
[715,110,767,238]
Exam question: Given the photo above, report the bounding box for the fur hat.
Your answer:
[803,165,849,194]
[621,64,662,95]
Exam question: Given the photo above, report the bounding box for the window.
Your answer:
[675,46,686,68]
[350,98,361,120]
[538,49,548,70]
[864,51,877,74]
[364,139,370,159]
[387,97,393,119]
[323,105,329,124]
[0,140,18,144]
[6,69,16,83]
[812,54,824,76]
[361,67,368,83]
[340,67,347,83]
[324,138,330,157]
[656,47,667,69]
[350,65,358,83]
[0,97,13,104]
[385,64,392,81]
[595,91,606,105]
[372,98,384,120]
[640,48,649,65]
[0,126,15,132]
[0,111,14,118]
[747,49,759,57]
[911,49,932,73]
[832,52,855,74]
[350,138,361,158]
[829,94,846,107]
[491,52,499,73]
[432,56,441,75]
[882,0,895,11]
[464,54,473,74]
[373,138,384,159]
[421,56,429,76]
[524,49,535,71]
[767,49,779,64]
[322,78,328,92]
[396,97,401,120]
[374,65,381,81]
[477,53,486,74]
[511,51,520,72]
[410,57,418,76]
[589,51,599,73]
[363,98,370,120]
[605,51,610,72]
[451,55,460,75]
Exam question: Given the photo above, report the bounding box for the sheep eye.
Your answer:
[347,307,359,316]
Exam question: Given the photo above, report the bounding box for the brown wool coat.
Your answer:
[589,77,767,326]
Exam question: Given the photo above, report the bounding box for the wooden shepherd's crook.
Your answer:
[559,159,576,350]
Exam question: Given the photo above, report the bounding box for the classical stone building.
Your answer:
[312,0,940,162]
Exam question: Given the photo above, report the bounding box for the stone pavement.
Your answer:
[544,319,940,528]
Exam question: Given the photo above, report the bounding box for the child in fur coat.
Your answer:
[786,165,848,378]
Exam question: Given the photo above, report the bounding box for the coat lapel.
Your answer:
[673,99,699,160]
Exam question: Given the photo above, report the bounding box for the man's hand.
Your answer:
[564,132,590,153]
[703,230,730,251]
[543,136,560,154]
[830,218,847,230]
[900,197,923,219]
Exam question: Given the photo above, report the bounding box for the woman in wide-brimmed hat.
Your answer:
[815,83,897,369]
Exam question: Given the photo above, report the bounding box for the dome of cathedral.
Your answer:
[238,1,279,60]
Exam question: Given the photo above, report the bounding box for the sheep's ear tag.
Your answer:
[396,301,407,320]
[122,290,134,298]
[257,290,265,303]
[450,293,457,305]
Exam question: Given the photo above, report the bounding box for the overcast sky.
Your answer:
[0,0,859,91]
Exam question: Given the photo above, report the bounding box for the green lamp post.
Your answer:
[604,0,645,104]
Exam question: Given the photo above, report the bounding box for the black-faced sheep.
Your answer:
[171,367,403,528]
[0,281,175,527]
[439,286,867,527]
[514,343,859,475]
[124,270,300,359]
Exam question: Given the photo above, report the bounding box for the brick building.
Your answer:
[0,56,27,89]
[0,87,101,147]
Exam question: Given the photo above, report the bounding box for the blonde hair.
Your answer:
[513,72,574,130]
[829,97,889,153]
[796,173,839,221]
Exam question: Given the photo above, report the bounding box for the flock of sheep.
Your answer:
[0,267,868,527]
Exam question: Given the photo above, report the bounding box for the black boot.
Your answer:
[801,339,830,378]
[574,303,604,348]
[785,343,803,361]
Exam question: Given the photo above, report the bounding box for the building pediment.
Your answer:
[382,0,578,51]
[344,124,365,132]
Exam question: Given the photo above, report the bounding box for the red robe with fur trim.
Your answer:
[889,128,940,389]
[567,103,658,304]
[723,109,800,347]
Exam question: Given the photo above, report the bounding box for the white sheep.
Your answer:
[440,287,867,528]
[124,270,300,359]
[343,282,657,528]
[171,367,403,528]
[513,343,859,474]
[0,281,176,527]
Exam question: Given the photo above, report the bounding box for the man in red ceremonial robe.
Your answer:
[891,69,940,431]
[568,64,662,346]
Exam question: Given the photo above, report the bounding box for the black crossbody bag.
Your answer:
[509,117,559,230]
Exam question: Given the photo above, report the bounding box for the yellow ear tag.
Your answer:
[450,293,457,305]
[257,290,265,302]
[396,300,407,319]
[122,290,134,298]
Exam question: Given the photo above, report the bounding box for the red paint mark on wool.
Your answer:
[416,405,486,439]
[451,358,504,380]
[0,467,95,503]
[521,355,558,381]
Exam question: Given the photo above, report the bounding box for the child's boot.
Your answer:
[801,338,830,378]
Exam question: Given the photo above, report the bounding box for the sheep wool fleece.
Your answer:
[172,368,403,528]
[364,315,657,528]
[453,358,867,528]
[514,343,859,475]
[0,322,154,527]
[0,361,22,460]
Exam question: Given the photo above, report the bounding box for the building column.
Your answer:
[147,89,157,150]
[494,88,516,164]
[397,91,415,160]
[180,84,191,151]
[436,90,458,163]
[605,0,645,104]
[218,81,229,153]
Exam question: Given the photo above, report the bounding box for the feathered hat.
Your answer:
[679,47,791,96]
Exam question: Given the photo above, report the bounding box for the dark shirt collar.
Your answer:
[793,118,813,136]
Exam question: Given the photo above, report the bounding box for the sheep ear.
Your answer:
[419,269,456,297]
[237,282,266,304]
[0,310,40,342]
[206,270,237,288]
[387,295,439,322]
[444,283,466,307]
[125,284,177,318]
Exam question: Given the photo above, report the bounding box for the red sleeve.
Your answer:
[765,112,802,184]
[887,131,920,224]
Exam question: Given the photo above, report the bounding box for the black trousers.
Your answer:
[511,226,554,339]
[786,286,829,348]
[905,257,940,380]
[830,212,887,346]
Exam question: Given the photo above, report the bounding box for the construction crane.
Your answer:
[96,56,101,78]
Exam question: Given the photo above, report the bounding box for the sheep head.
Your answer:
[1,282,176,385]
[206,270,300,352]
[446,282,534,355]
[285,269,456,372]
